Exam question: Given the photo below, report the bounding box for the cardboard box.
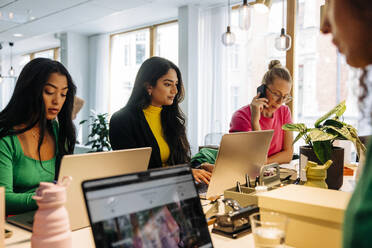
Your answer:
[0,187,4,248]
[258,185,351,248]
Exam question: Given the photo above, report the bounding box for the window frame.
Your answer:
[108,20,178,114]
[28,47,60,61]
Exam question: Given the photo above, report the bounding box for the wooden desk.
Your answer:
[5,223,254,248]
[5,171,355,248]
[5,223,95,248]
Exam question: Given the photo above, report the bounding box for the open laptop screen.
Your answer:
[82,165,213,248]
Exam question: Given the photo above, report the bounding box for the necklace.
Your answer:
[30,129,40,140]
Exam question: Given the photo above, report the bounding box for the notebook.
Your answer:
[82,165,213,248]
[7,147,152,231]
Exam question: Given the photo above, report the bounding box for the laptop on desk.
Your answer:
[82,165,213,248]
[7,147,152,231]
[201,130,274,199]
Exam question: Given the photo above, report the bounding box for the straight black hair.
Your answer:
[0,58,77,177]
[126,56,191,164]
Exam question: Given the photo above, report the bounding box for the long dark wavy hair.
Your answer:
[0,58,77,177]
[126,56,191,164]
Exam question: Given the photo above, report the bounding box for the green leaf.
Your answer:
[346,125,367,158]
[315,100,346,127]
[282,123,307,132]
[324,125,353,141]
[293,132,306,145]
[79,120,87,125]
[308,129,337,142]
[323,119,344,129]
[313,141,332,164]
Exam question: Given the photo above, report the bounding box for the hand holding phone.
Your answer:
[252,85,269,110]
[250,85,269,128]
[256,84,267,98]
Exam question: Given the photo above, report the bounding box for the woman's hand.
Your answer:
[250,92,268,130]
[192,169,212,185]
[201,163,215,172]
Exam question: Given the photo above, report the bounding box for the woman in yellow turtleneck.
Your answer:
[143,105,170,166]
[110,57,212,184]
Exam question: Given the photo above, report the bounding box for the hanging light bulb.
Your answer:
[239,0,251,30]
[275,0,291,51]
[253,0,272,14]
[222,26,236,46]
[8,42,15,77]
[275,28,291,51]
[8,66,15,76]
[222,0,235,46]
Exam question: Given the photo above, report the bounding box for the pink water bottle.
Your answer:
[31,176,72,248]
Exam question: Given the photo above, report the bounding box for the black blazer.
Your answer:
[109,105,163,169]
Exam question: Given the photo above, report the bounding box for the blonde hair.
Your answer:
[261,60,292,86]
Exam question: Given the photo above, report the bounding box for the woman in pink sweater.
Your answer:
[230,60,293,164]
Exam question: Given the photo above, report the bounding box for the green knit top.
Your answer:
[0,122,58,215]
[343,139,372,247]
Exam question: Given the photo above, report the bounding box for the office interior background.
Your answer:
[0,0,368,156]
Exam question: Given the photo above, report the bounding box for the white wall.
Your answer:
[60,32,90,143]
[178,5,200,155]
[88,34,110,114]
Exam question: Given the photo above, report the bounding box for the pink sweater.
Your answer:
[229,105,292,156]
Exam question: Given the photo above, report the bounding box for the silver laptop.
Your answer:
[82,165,213,248]
[204,130,274,199]
[7,147,152,231]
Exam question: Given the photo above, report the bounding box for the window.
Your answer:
[198,1,285,145]
[230,86,240,114]
[110,29,150,114]
[109,21,178,114]
[297,64,304,117]
[135,33,147,65]
[293,0,360,155]
[294,0,359,133]
[124,43,130,66]
[30,48,60,61]
[155,22,179,65]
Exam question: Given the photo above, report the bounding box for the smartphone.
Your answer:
[256,84,267,98]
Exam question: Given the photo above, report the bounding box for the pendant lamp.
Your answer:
[274,0,291,51]
[221,0,235,46]
[239,0,251,30]
[8,42,15,77]
[253,0,272,14]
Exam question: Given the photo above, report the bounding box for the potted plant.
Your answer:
[282,100,366,189]
[79,111,111,152]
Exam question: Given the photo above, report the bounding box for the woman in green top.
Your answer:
[0,58,77,215]
[321,0,372,247]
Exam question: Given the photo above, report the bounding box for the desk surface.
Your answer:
[5,223,254,248]
[5,170,355,248]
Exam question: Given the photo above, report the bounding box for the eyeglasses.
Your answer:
[266,86,292,103]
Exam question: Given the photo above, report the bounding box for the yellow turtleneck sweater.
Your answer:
[143,105,170,166]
